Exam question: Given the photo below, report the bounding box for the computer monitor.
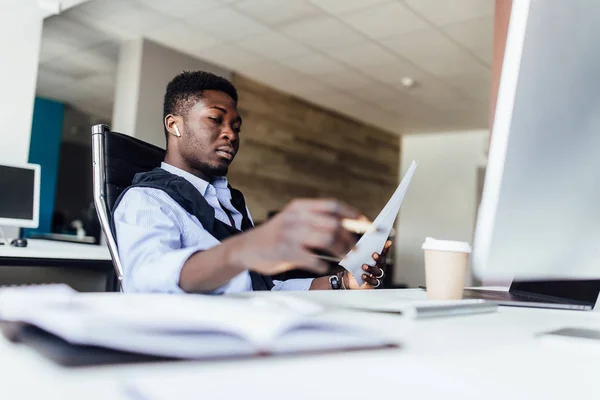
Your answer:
[0,163,41,229]
[473,0,600,281]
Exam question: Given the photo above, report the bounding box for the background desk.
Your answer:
[1,288,600,399]
[0,239,115,291]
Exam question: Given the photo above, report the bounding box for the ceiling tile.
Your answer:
[137,0,224,17]
[474,45,493,67]
[36,67,79,93]
[236,32,310,60]
[441,70,491,104]
[195,44,268,70]
[79,73,117,99]
[236,62,299,85]
[355,104,402,130]
[64,0,131,20]
[39,37,78,63]
[66,0,170,40]
[42,42,120,80]
[275,75,328,97]
[374,92,433,119]
[306,0,388,15]
[282,16,367,50]
[356,58,430,87]
[404,0,494,27]
[328,42,398,67]
[181,7,270,41]
[340,2,429,39]
[144,21,223,56]
[317,69,375,91]
[405,80,475,112]
[351,81,404,104]
[278,52,347,75]
[232,0,322,27]
[443,16,493,65]
[307,89,356,110]
[382,28,489,76]
[42,15,112,56]
[36,85,75,103]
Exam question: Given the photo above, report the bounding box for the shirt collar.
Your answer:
[160,162,229,196]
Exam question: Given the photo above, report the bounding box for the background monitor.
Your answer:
[473,0,600,281]
[0,163,41,229]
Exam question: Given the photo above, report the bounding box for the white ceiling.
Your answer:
[37,0,494,134]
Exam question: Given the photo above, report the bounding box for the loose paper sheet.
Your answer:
[339,161,417,283]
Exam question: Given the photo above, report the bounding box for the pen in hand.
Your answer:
[341,218,385,234]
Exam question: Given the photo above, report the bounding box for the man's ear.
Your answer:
[165,115,183,137]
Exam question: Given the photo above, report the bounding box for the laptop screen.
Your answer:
[510,280,600,305]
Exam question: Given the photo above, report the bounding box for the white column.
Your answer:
[112,39,232,149]
[0,0,44,165]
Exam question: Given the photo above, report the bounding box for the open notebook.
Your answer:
[0,285,396,364]
[340,161,418,282]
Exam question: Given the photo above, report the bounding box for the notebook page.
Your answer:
[0,287,303,345]
[0,286,367,355]
[339,161,417,283]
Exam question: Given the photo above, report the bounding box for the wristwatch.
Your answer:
[329,274,341,290]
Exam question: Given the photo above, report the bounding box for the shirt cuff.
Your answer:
[125,245,204,294]
[271,278,314,291]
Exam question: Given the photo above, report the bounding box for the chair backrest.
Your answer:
[91,124,165,288]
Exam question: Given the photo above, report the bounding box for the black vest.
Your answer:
[112,168,274,291]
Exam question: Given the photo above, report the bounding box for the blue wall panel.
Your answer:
[26,97,65,234]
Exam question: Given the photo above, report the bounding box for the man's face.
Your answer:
[178,90,242,178]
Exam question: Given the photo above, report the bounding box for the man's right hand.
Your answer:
[230,199,363,276]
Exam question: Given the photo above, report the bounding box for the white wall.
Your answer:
[0,0,44,166]
[0,0,45,239]
[394,130,489,288]
[0,1,93,240]
[112,39,231,148]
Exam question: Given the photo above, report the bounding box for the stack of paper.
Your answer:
[0,285,395,360]
[340,161,418,282]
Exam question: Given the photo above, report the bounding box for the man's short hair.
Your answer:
[163,71,238,144]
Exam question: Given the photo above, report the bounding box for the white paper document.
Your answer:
[0,285,395,359]
[340,161,418,283]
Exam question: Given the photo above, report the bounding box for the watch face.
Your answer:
[329,275,340,289]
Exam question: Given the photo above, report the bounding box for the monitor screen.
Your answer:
[0,165,36,221]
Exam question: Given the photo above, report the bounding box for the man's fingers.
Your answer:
[361,273,380,287]
[372,251,388,269]
[295,216,358,259]
[288,199,362,220]
[303,231,356,260]
[293,251,330,275]
[381,240,393,256]
[363,264,384,278]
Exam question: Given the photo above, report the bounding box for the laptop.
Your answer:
[463,280,600,311]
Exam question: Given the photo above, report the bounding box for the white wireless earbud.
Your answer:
[173,124,182,137]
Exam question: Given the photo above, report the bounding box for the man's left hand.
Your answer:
[343,240,392,290]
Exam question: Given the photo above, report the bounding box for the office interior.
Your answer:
[1,0,496,291]
[10,1,600,398]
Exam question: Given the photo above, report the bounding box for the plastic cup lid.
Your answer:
[421,237,472,253]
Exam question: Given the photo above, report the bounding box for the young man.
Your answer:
[113,71,391,294]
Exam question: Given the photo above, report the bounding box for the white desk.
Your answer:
[0,239,110,261]
[1,289,600,399]
[0,239,115,291]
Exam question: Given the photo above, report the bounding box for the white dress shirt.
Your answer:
[113,162,313,293]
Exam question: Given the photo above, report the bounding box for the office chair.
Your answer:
[91,124,165,291]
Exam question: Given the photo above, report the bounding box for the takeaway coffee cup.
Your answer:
[421,237,472,300]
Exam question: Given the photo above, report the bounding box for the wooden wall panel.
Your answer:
[228,75,400,223]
